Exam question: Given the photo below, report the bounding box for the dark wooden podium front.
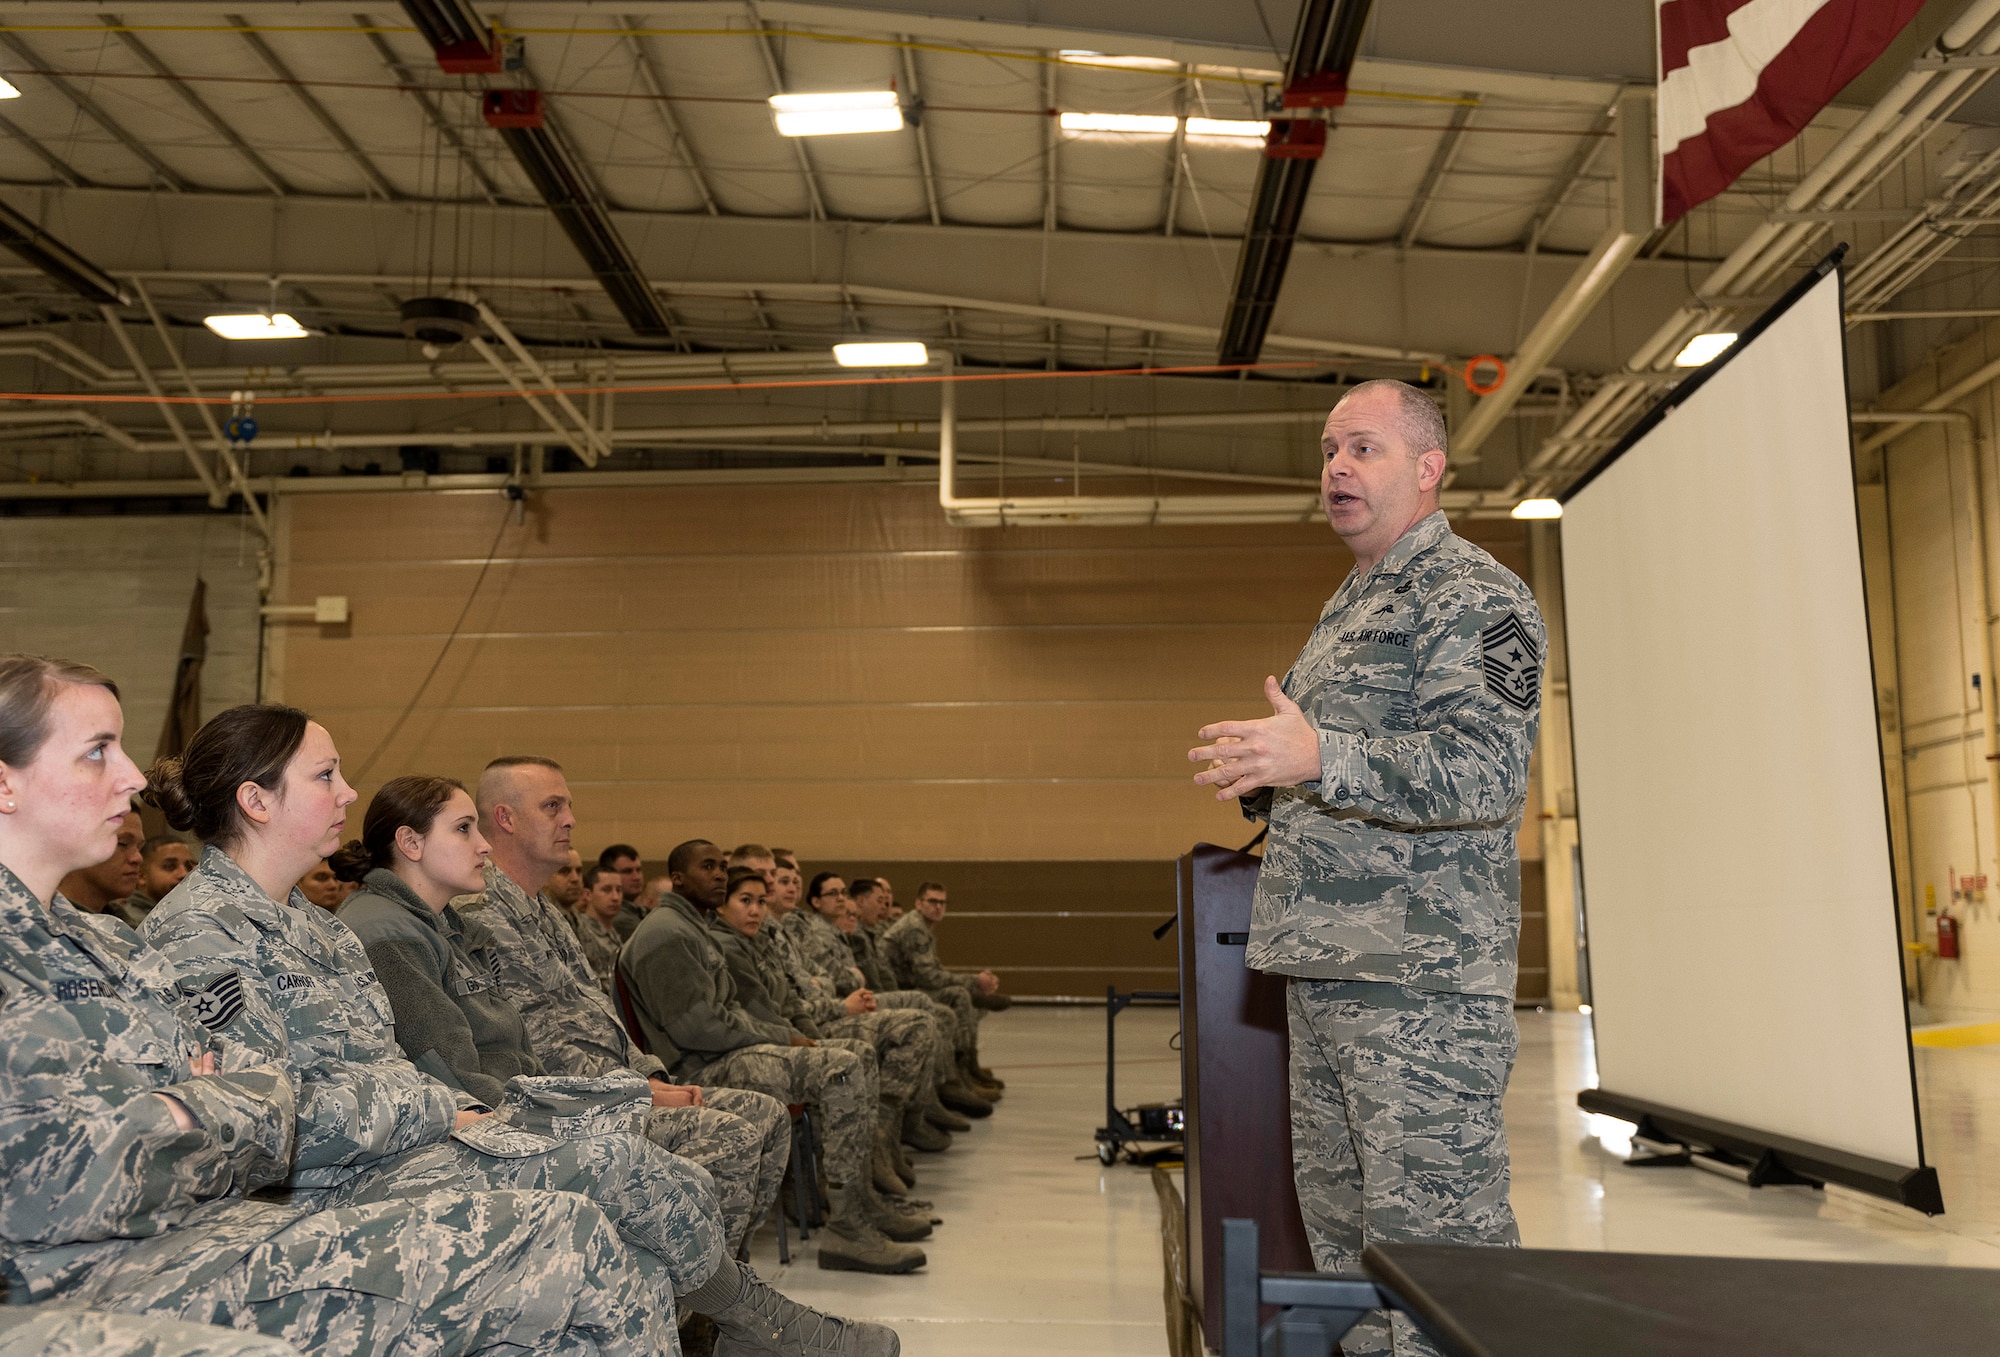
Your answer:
[1178,841,1313,1338]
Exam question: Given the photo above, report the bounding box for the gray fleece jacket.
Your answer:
[336,867,542,1106]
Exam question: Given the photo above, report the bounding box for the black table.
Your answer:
[1365,1244,2000,1357]
[1222,1219,2000,1357]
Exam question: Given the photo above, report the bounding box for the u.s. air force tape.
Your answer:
[180,970,246,1032]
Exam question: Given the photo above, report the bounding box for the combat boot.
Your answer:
[860,1171,934,1240]
[939,1079,992,1118]
[818,1219,927,1274]
[698,1257,903,1357]
[971,1061,1005,1089]
[872,1139,911,1197]
[959,1053,1001,1101]
[889,1134,918,1183]
[905,1103,954,1149]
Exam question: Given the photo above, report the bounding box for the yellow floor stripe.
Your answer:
[1912,1021,2000,1048]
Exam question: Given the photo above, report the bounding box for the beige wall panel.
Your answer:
[277,485,1525,868]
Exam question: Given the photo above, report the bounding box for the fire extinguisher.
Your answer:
[1938,911,1961,960]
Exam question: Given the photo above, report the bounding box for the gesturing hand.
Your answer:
[1189,676,1321,801]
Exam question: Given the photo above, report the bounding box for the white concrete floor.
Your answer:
[748,1005,2000,1357]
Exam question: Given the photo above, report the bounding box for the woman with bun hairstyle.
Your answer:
[142,706,900,1357]
[0,655,674,1355]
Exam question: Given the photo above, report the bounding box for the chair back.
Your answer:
[612,967,651,1054]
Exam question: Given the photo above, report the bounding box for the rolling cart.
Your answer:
[1094,986,1185,1165]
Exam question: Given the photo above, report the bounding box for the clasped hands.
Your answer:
[1189,676,1322,802]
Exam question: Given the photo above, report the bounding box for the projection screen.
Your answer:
[1560,255,1937,1211]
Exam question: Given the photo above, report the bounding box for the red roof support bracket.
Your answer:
[436,30,503,74]
[482,89,543,128]
[1264,120,1326,160]
[1281,71,1349,109]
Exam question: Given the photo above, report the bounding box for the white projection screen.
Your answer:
[1561,257,1938,1211]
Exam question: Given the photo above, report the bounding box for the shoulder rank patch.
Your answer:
[182,970,246,1032]
[1481,613,1542,714]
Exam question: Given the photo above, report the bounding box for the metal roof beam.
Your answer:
[900,38,941,227]
[100,16,291,197]
[747,3,829,221]
[229,15,398,200]
[0,31,188,191]
[1397,99,1476,250]
[620,16,719,216]
[0,111,90,187]
[355,14,504,205]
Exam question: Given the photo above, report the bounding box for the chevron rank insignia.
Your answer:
[1481,613,1541,714]
[181,970,246,1032]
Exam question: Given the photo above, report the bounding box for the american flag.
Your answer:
[1658,0,1928,223]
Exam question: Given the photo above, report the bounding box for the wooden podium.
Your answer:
[1177,841,1313,1338]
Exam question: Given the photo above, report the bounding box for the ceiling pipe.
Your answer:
[935,352,1322,526]
[0,197,128,305]
[1216,0,1374,365]
[397,0,675,337]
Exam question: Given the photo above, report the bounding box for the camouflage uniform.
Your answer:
[460,864,789,1254]
[0,869,669,1356]
[712,919,930,1110]
[109,890,156,930]
[570,911,622,995]
[612,899,647,943]
[142,849,724,1294]
[1242,511,1542,1357]
[0,1306,299,1357]
[877,911,983,1052]
[621,893,919,1251]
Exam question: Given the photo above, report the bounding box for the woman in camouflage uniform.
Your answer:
[0,653,672,1355]
[139,706,898,1357]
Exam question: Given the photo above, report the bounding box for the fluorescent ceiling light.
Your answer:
[1673,332,1738,367]
[203,312,308,340]
[769,90,901,137]
[1059,112,1177,134]
[1058,50,1180,71]
[1186,117,1270,139]
[832,341,929,368]
[1510,498,1563,520]
[0,76,20,100]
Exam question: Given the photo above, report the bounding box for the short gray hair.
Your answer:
[1337,379,1448,460]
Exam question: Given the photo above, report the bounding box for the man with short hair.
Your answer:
[572,864,625,994]
[464,758,790,1261]
[600,844,648,941]
[544,848,585,912]
[115,833,195,926]
[1188,378,1543,1357]
[622,839,931,1274]
[880,882,1010,1088]
[57,809,144,922]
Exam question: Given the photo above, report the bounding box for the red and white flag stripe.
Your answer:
[1658,0,1925,224]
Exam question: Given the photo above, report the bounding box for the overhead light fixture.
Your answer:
[1673,332,1738,367]
[1186,117,1270,140]
[1510,498,1563,520]
[1057,51,1180,71]
[203,312,308,340]
[832,341,929,368]
[0,76,20,100]
[1059,112,1178,135]
[769,90,902,137]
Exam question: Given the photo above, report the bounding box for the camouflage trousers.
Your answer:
[692,1042,872,1202]
[823,1007,933,1105]
[872,992,961,1078]
[61,1190,673,1357]
[317,1127,723,1295]
[1286,978,1518,1357]
[914,984,982,1053]
[0,1307,300,1357]
[648,1087,791,1256]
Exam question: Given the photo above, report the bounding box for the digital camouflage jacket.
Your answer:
[0,864,299,1303]
[1243,510,1544,998]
